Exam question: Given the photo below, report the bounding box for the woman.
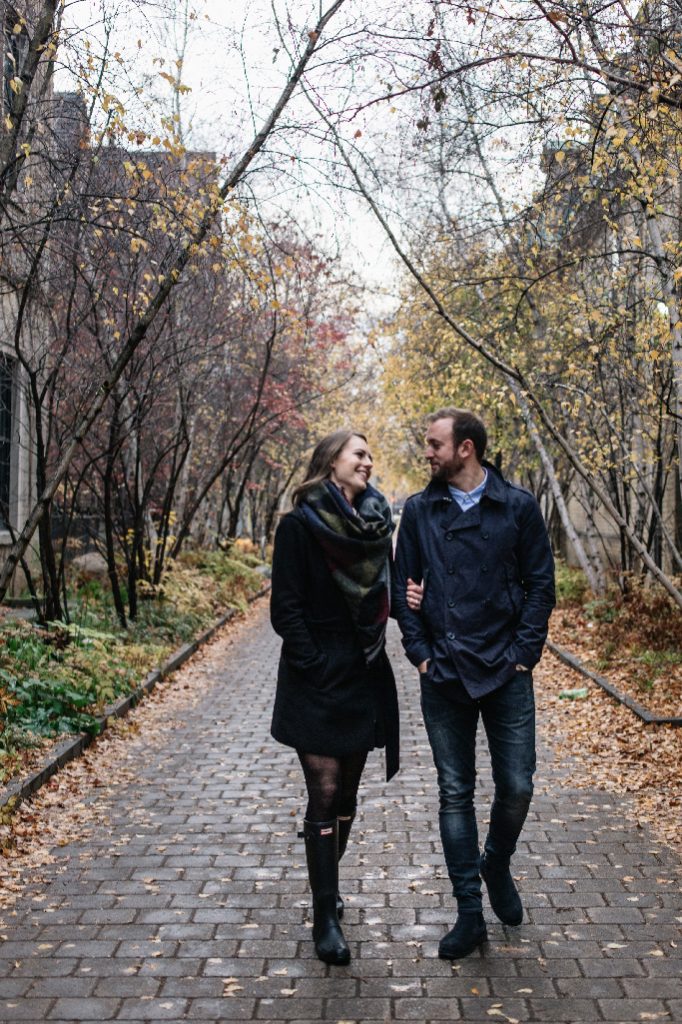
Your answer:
[270,429,399,966]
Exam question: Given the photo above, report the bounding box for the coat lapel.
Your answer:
[440,498,482,532]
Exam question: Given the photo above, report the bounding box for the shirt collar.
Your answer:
[423,461,508,504]
[449,469,488,504]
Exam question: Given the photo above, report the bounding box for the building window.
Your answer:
[0,353,13,527]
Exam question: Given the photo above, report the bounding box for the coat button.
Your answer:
[445,531,454,540]
[447,598,454,607]
[481,564,488,573]
[447,631,456,640]
[482,530,489,539]
[448,566,455,574]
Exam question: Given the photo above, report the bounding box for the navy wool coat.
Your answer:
[392,462,556,698]
[270,511,399,777]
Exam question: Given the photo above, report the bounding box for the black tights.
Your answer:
[297,750,368,821]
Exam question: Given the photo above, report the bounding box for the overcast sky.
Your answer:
[57,1,544,318]
[57,1,411,310]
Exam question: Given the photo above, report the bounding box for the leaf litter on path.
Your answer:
[535,622,681,856]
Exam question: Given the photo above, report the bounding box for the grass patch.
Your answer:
[631,647,682,693]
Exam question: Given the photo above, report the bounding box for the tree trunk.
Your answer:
[509,379,603,593]
[103,411,127,629]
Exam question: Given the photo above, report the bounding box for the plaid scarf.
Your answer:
[297,481,394,663]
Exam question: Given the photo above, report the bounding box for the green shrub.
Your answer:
[0,546,267,777]
[0,670,101,746]
[170,552,263,611]
[583,596,619,623]
[554,560,590,606]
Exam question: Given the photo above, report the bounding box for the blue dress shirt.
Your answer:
[448,470,488,511]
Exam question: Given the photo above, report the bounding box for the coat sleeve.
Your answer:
[270,515,327,674]
[512,494,556,668]
[392,497,433,668]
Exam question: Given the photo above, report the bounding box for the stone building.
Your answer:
[0,0,48,588]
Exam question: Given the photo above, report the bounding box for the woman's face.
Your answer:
[330,435,373,498]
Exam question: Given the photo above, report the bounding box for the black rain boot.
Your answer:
[438,910,488,960]
[303,819,351,966]
[336,808,356,919]
[480,853,523,926]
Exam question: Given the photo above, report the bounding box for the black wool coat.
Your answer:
[270,510,399,779]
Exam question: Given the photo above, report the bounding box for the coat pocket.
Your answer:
[310,632,364,688]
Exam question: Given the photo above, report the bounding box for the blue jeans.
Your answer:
[420,671,536,912]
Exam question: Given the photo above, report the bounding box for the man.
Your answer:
[393,408,555,960]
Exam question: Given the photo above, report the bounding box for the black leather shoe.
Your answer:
[480,855,523,926]
[438,911,488,960]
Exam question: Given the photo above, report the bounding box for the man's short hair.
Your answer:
[426,408,487,461]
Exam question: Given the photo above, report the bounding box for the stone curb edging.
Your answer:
[547,638,682,726]
[0,585,271,812]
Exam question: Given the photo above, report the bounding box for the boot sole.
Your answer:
[316,946,351,966]
[438,930,488,960]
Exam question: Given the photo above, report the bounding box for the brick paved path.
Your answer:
[0,605,680,1023]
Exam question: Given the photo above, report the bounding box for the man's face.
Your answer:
[424,418,462,481]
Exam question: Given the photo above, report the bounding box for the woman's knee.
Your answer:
[305,776,341,819]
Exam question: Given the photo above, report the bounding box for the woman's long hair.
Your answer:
[291,429,367,507]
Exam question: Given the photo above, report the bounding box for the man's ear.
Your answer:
[459,438,475,458]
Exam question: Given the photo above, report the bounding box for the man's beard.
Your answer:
[430,455,464,481]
